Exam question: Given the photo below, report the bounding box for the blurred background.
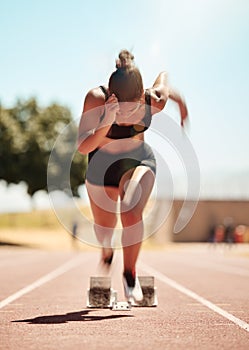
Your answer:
[0,0,249,248]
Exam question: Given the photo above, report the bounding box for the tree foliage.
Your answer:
[0,98,86,196]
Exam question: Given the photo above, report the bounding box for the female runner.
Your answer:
[78,50,188,302]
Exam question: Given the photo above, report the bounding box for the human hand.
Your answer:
[102,94,119,127]
[150,89,161,103]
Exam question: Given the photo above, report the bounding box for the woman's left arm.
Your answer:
[149,71,169,112]
[150,71,188,126]
[168,88,188,127]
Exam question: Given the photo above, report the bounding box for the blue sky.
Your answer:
[0,0,249,210]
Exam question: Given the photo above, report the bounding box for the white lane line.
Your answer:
[138,261,249,333]
[0,256,85,309]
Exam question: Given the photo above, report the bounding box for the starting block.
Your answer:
[133,276,158,307]
[86,276,117,308]
[86,275,157,309]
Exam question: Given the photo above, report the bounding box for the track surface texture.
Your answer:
[1,243,249,350]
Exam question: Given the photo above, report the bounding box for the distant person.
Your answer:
[78,49,188,303]
[71,221,78,249]
[223,217,235,244]
[214,224,225,243]
[208,224,216,243]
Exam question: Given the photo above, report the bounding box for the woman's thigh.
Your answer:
[86,180,119,227]
[119,165,155,217]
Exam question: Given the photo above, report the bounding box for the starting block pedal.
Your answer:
[133,276,158,307]
[86,276,117,308]
[112,301,132,311]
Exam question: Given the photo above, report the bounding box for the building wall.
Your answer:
[150,200,249,243]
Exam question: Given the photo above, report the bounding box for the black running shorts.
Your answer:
[86,143,156,187]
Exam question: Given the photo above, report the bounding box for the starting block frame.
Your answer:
[133,276,158,307]
[86,275,157,309]
[86,276,117,308]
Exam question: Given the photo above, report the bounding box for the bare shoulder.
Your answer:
[84,86,106,110]
[86,87,105,103]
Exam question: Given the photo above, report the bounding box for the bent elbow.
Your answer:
[77,140,89,155]
[77,136,88,155]
[77,130,94,155]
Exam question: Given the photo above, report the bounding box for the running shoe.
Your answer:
[123,270,143,302]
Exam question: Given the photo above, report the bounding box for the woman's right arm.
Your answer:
[78,89,118,154]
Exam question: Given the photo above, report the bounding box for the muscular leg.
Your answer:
[86,180,119,260]
[119,166,155,272]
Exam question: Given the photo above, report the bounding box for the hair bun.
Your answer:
[116,49,134,69]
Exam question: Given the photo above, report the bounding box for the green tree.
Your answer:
[0,105,26,184]
[0,98,86,196]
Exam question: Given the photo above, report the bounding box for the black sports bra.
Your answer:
[99,86,152,139]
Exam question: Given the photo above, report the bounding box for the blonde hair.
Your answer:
[108,50,143,102]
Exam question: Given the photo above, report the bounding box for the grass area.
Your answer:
[0,227,173,251]
[0,228,97,251]
[0,206,93,229]
[1,208,248,255]
[0,207,156,250]
[0,207,171,251]
[0,206,95,250]
[0,210,61,229]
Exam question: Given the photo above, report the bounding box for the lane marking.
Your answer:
[139,261,249,333]
[0,256,86,309]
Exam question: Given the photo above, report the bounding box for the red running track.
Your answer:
[0,244,249,350]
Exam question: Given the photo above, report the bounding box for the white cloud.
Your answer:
[0,181,31,213]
